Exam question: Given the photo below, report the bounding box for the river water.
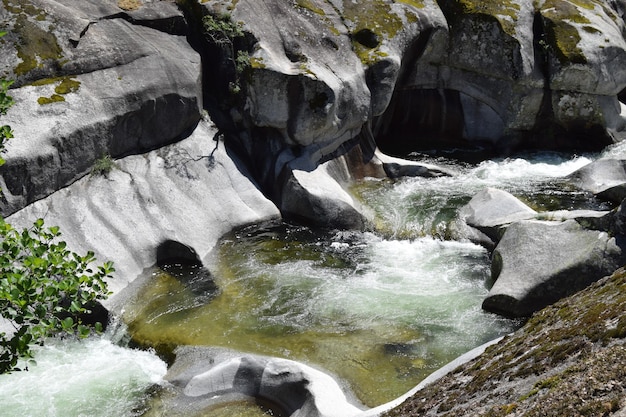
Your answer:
[1,144,624,416]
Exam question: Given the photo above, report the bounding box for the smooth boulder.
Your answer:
[163,346,365,417]
[567,158,626,203]
[483,219,626,317]
[0,0,202,216]
[6,121,280,297]
[457,187,537,247]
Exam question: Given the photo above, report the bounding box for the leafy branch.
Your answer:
[202,13,250,95]
[0,31,114,373]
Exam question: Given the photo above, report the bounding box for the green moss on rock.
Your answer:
[538,0,597,65]
[342,0,409,65]
[11,10,62,76]
[54,77,81,94]
[37,94,65,105]
[33,76,80,105]
[456,0,521,36]
[295,0,325,15]
[397,0,425,9]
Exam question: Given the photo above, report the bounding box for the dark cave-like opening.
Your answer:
[373,88,503,161]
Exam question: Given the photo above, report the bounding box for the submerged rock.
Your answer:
[483,219,626,318]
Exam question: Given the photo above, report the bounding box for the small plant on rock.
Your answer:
[90,154,118,177]
[202,13,250,95]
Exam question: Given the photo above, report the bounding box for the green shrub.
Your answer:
[0,31,114,374]
[90,154,117,177]
[0,219,114,373]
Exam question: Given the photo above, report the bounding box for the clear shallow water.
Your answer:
[126,229,516,406]
[0,326,167,417]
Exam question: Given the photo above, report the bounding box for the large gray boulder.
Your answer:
[371,0,626,152]
[280,159,371,230]
[456,187,612,248]
[567,158,626,203]
[483,219,626,317]
[0,0,202,216]
[191,0,626,211]
[277,141,453,229]
[457,187,537,247]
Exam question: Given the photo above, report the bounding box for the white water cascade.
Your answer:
[0,324,167,417]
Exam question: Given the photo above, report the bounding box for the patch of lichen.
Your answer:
[8,5,63,76]
[249,57,267,70]
[341,0,405,65]
[37,94,65,105]
[1,0,46,20]
[343,0,402,38]
[454,0,521,37]
[35,76,81,105]
[295,0,325,15]
[54,77,81,94]
[397,0,425,9]
[117,0,143,11]
[354,45,389,67]
[537,0,599,65]
[384,268,626,417]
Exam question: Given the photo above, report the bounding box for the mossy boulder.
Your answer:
[0,0,202,215]
[375,0,626,154]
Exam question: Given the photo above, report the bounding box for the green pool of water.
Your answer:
[124,224,516,407]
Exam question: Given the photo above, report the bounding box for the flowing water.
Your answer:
[2,143,625,416]
[0,322,167,417]
[124,148,618,412]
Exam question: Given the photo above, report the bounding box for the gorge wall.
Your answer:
[2,0,626,415]
[3,0,626,236]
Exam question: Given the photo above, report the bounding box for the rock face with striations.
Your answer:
[4,0,626,227]
[195,0,626,224]
[0,0,203,216]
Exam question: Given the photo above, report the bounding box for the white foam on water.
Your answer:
[239,231,510,353]
[394,153,593,198]
[0,336,167,417]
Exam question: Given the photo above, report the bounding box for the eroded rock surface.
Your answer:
[0,0,202,216]
[457,187,537,247]
[568,158,626,203]
[6,121,280,297]
[160,346,366,417]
